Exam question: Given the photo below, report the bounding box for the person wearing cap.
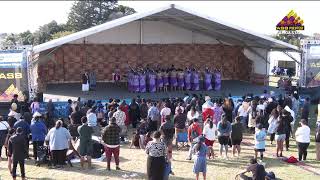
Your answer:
[8,127,27,180]
[295,119,310,161]
[30,112,47,161]
[192,135,207,180]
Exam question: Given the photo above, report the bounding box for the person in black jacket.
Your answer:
[9,127,27,180]
[282,109,293,151]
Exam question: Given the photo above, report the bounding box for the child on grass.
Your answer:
[254,124,267,161]
[193,136,207,180]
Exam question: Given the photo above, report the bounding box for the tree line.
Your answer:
[1,0,135,48]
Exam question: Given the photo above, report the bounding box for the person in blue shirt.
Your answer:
[30,112,47,161]
[254,124,267,161]
[13,116,31,159]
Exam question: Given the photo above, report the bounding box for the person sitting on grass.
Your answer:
[236,158,266,180]
[254,124,266,161]
[130,129,141,149]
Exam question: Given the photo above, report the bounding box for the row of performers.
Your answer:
[126,68,222,93]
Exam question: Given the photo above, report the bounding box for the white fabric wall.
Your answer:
[71,20,219,44]
[243,48,269,75]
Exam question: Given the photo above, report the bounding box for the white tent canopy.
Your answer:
[32,4,299,54]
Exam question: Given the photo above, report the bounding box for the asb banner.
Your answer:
[0,50,28,102]
[306,44,320,87]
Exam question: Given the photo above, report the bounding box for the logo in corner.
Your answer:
[276,10,304,31]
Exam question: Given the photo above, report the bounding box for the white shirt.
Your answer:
[113,110,126,126]
[160,107,171,117]
[87,112,97,127]
[203,123,216,141]
[238,105,249,117]
[175,106,184,114]
[0,121,9,130]
[187,111,199,121]
[295,125,310,143]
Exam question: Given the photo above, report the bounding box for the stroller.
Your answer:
[36,146,51,166]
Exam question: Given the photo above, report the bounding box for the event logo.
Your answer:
[0,84,24,102]
[276,10,304,33]
[0,72,22,79]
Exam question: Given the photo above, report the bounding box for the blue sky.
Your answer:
[0,1,318,36]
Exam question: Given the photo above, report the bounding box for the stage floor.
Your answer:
[43,80,283,102]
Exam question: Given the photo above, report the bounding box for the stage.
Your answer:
[43,80,283,102]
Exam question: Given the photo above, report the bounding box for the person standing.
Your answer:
[192,136,208,180]
[217,117,231,159]
[46,99,55,121]
[174,108,187,147]
[8,127,27,180]
[301,97,310,124]
[282,109,293,151]
[160,115,175,160]
[45,120,72,167]
[30,112,47,161]
[187,118,202,160]
[87,107,100,136]
[316,118,320,161]
[0,116,9,160]
[275,116,286,157]
[101,117,121,170]
[30,97,40,114]
[203,119,216,159]
[129,99,140,128]
[113,106,126,142]
[295,119,310,161]
[13,116,30,159]
[82,71,90,93]
[78,117,94,169]
[267,109,279,145]
[254,124,266,161]
[231,116,243,157]
[160,103,171,125]
[140,99,149,121]
[222,98,233,123]
[146,131,167,180]
[147,102,160,132]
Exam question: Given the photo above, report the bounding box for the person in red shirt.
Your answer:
[186,118,202,160]
[202,109,214,125]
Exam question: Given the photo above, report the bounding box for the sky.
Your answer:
[0,1,319,36]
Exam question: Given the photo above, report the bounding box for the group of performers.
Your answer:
[119,65,222,93]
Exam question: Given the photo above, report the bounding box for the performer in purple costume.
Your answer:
[133,73,140,93]
[214,70,221,91]
[170,69,178,91]
[163,70,169,92]
[156,71,163,92]
[177,69,185,91]
[139,72,146,93]
[184,68,191,90]
[204,68,212,91]
[128,71,134,92]
[149,72,156,93]
[194,70,200,91]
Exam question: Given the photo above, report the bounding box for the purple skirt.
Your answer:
[163,77,169,86]
[157,78,163,88]
[192,83,200,91]
[170,77,178,87]
[204,79,212,91]
[178,78,184,88]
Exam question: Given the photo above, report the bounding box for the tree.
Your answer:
[272,32,309,47]
[18,30,34,45]
[51,31,75,40]
[2,33,19,48]
[67,0,136,32]
[33,20,66,45]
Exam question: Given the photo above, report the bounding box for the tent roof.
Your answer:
[32,4,299,54]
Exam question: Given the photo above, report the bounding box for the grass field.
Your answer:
[0,107,319,180]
